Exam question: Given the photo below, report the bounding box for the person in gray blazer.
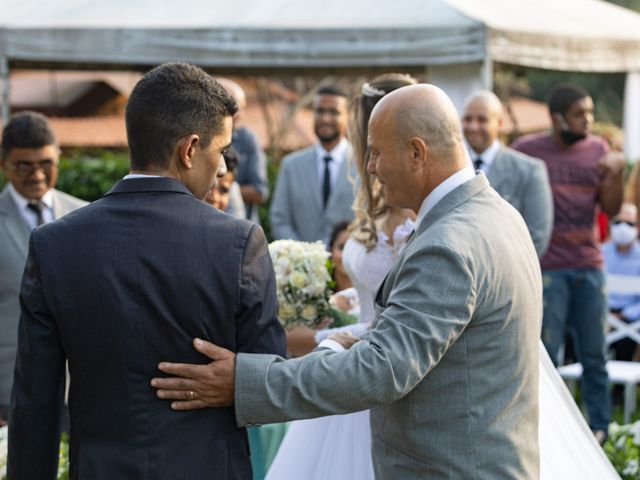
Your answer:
[0,111,87,425]
[462,90,553,257]
[269,85,355,245]
[154,84,542,479]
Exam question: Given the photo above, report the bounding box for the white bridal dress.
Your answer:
[266,218,618,480]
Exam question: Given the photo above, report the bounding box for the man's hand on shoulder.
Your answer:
[151,338,236,409]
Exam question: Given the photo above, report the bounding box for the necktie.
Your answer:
[27,200,46,226]
[474,157,484,171]
[322,155,332,208]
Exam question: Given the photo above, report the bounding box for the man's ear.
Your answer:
[409,137,428,170]
[551,113,565,131]
[177,134,200,170]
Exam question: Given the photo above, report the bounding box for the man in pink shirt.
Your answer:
[513,84,626,443]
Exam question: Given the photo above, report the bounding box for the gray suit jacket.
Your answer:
[236,174,541,479]
[0,186,87,408]
[269,145,355,244]
[487,146,553,257]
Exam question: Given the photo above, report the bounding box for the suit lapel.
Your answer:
[0,188,31,257]
[51,189,68,219]
[299,150,323,212]
[486,149,507,191]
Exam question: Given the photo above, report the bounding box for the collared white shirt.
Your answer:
[314,138,349,187]
[415,166,476,228]
[8,183,55,229]
[465,139,500,174]
[123,173,163,180]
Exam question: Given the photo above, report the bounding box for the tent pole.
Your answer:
[623,71,640,162]
[0,55,8,127]
[481,55,493,90]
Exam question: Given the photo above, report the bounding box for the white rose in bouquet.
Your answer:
[278,303,297,321]
[269,240,333,328]
[301,304,318,321]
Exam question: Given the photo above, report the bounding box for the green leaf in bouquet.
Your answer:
[327,307,358,329]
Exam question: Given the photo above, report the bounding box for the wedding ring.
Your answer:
[189,390,195,400]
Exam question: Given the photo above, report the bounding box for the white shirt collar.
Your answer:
[465,139,500,173]
[123,173,163,179]
[416,167,476,227]
[8,182,54,209]
[315,137,348,166]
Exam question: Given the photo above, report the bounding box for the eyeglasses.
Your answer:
[5,159,58,176]
[614,220,635,227]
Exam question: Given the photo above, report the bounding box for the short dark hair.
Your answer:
[329,220,350,251]
[126,62,238,171]
[2,111,56,159]
[316,85,347,98]
[223,147,239,175]
[548,84,590,116]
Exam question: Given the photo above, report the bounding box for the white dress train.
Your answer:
[266,219,619,479]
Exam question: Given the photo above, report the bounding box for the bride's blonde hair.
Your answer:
[348,73,417,251]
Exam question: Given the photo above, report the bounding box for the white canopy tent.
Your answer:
[2,0,640,155]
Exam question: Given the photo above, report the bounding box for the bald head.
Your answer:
[216,78,246,110]
[366,84,468,211]
[462,90,503,154]
[371,83,465,162]
[616,202,638,224]
[463,90,503,116]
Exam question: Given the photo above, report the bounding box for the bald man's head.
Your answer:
[216,78,247,110]
[462,90,503,154]
[371,83,464,161]
[366,84,468,211]
[616,202,638,224]
[462,90,502,155]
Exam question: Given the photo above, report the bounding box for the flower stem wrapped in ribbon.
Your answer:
[269,240,334,328]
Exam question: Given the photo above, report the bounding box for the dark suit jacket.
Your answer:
[8,177,286,479]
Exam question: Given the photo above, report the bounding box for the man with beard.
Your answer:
[513,83,626,444]
[270,85,355,244]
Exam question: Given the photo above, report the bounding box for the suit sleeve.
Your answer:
[239,134,269,201]
[8,232,65,479]
[269,159,299,240]
[235,224,286,357]
[234,243,474,425]
[519,162,553,257]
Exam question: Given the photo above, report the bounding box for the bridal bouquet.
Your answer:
[269,239,333,328]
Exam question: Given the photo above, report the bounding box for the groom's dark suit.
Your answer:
[8,177,286,479]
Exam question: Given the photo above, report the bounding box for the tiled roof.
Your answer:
[501,96,551,134]
[50,116,128,148]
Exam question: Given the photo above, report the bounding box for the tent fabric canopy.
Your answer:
[2,0,640,72]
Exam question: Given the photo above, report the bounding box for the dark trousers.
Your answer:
[541,268,611,430]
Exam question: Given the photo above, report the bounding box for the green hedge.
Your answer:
[0,149,283,238]
[55,152,130,201]
[0,150,130,202]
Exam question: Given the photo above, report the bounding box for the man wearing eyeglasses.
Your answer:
[270,85,355,245]
[0,111,87,426]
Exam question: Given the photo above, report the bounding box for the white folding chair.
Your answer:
[559,273,640,423]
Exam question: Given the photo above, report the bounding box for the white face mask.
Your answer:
[611,222,638,246]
